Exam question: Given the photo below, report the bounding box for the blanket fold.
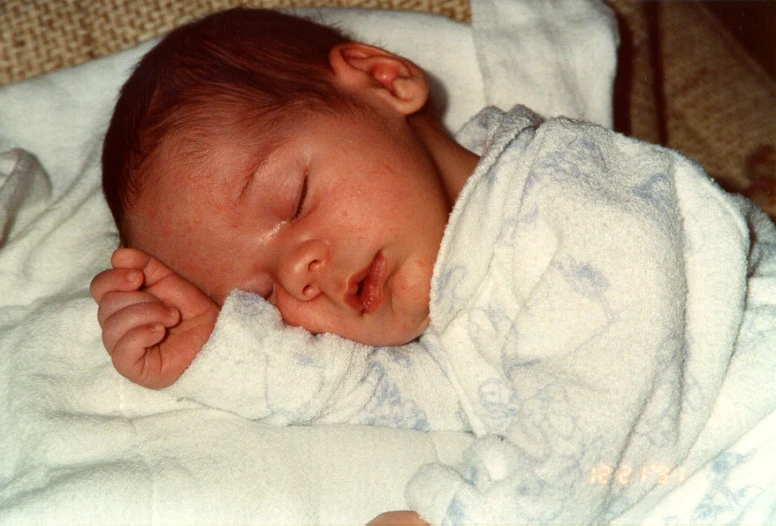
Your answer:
[0,149,52,247]
[405,106,776,523]
[471,0,617,127]
[171,106,776,523]
[167,291,467,431]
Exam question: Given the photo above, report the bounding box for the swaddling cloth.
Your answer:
[407,106,776,523]
[167,106,776,524]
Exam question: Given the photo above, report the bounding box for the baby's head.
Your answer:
[102,8,476,346]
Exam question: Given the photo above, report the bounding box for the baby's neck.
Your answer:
[409,111,480,208]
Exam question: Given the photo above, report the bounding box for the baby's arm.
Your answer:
[90,248,219,388]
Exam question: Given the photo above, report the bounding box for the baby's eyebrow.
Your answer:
[236,135,289,202]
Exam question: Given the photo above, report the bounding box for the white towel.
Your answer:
[405,106,776,523]
[172,102,776,523]
[471,0,618,126]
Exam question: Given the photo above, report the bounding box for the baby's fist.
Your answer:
[91,248,219,388]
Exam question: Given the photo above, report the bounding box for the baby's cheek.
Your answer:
[400,315,430,343]
[397,258,433,311]
[274,291,332,334]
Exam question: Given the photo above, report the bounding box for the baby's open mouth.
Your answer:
[346,253,386,314]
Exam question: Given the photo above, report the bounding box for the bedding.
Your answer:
[165,105,776,523]
[1,0,773,524]
[412,106,776,523]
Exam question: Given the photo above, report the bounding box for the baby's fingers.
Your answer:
[111,247,176,289]
[110,324,168,386]
[101,300,180,353]
[90,268,144,303]
[110,247,153,272]
[96,290,166,327]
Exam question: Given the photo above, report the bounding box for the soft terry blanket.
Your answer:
[170,106,776,523]
[1,2,628,524]
[413,106,776,522]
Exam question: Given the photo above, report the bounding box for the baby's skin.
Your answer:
[368,511,428,525]
[90,247,218,388]
[92,42,479,389]
[92,248,432,526]
[92,18,469,525]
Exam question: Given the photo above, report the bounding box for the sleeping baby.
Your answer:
[91,8,776,524]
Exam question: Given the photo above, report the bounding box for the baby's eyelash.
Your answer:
[293,173,308,220]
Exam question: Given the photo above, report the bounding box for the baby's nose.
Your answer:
[280,239,327,302]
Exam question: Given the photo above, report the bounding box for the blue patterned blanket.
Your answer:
[169,106,776,523]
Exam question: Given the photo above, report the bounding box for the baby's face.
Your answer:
[129,107,452,346]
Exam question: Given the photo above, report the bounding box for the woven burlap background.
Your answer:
[0,0,470,86]
[1,0,774,217]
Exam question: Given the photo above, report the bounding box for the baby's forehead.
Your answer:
[145,119,292,206]
[147,98,357,204]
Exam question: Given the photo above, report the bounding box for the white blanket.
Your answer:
[171,105,776,523]
[4,1,776,522]
[0,2,628,524]
[412,106,776,523]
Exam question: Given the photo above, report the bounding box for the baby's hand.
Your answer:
[367,511,428,525]
[90,248,219,389]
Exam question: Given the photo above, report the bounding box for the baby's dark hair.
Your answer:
[102,8,352,245]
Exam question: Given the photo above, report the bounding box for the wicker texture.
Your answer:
[657,0,776,215]
[608,0,775,217]
[0,0,470,87]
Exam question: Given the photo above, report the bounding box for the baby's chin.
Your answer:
[347,316,430,347]
[279,297,431,347]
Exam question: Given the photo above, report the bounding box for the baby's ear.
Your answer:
[329,42,429,115]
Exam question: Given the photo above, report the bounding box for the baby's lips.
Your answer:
[360,253,386,314]
[344,252,386,314]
